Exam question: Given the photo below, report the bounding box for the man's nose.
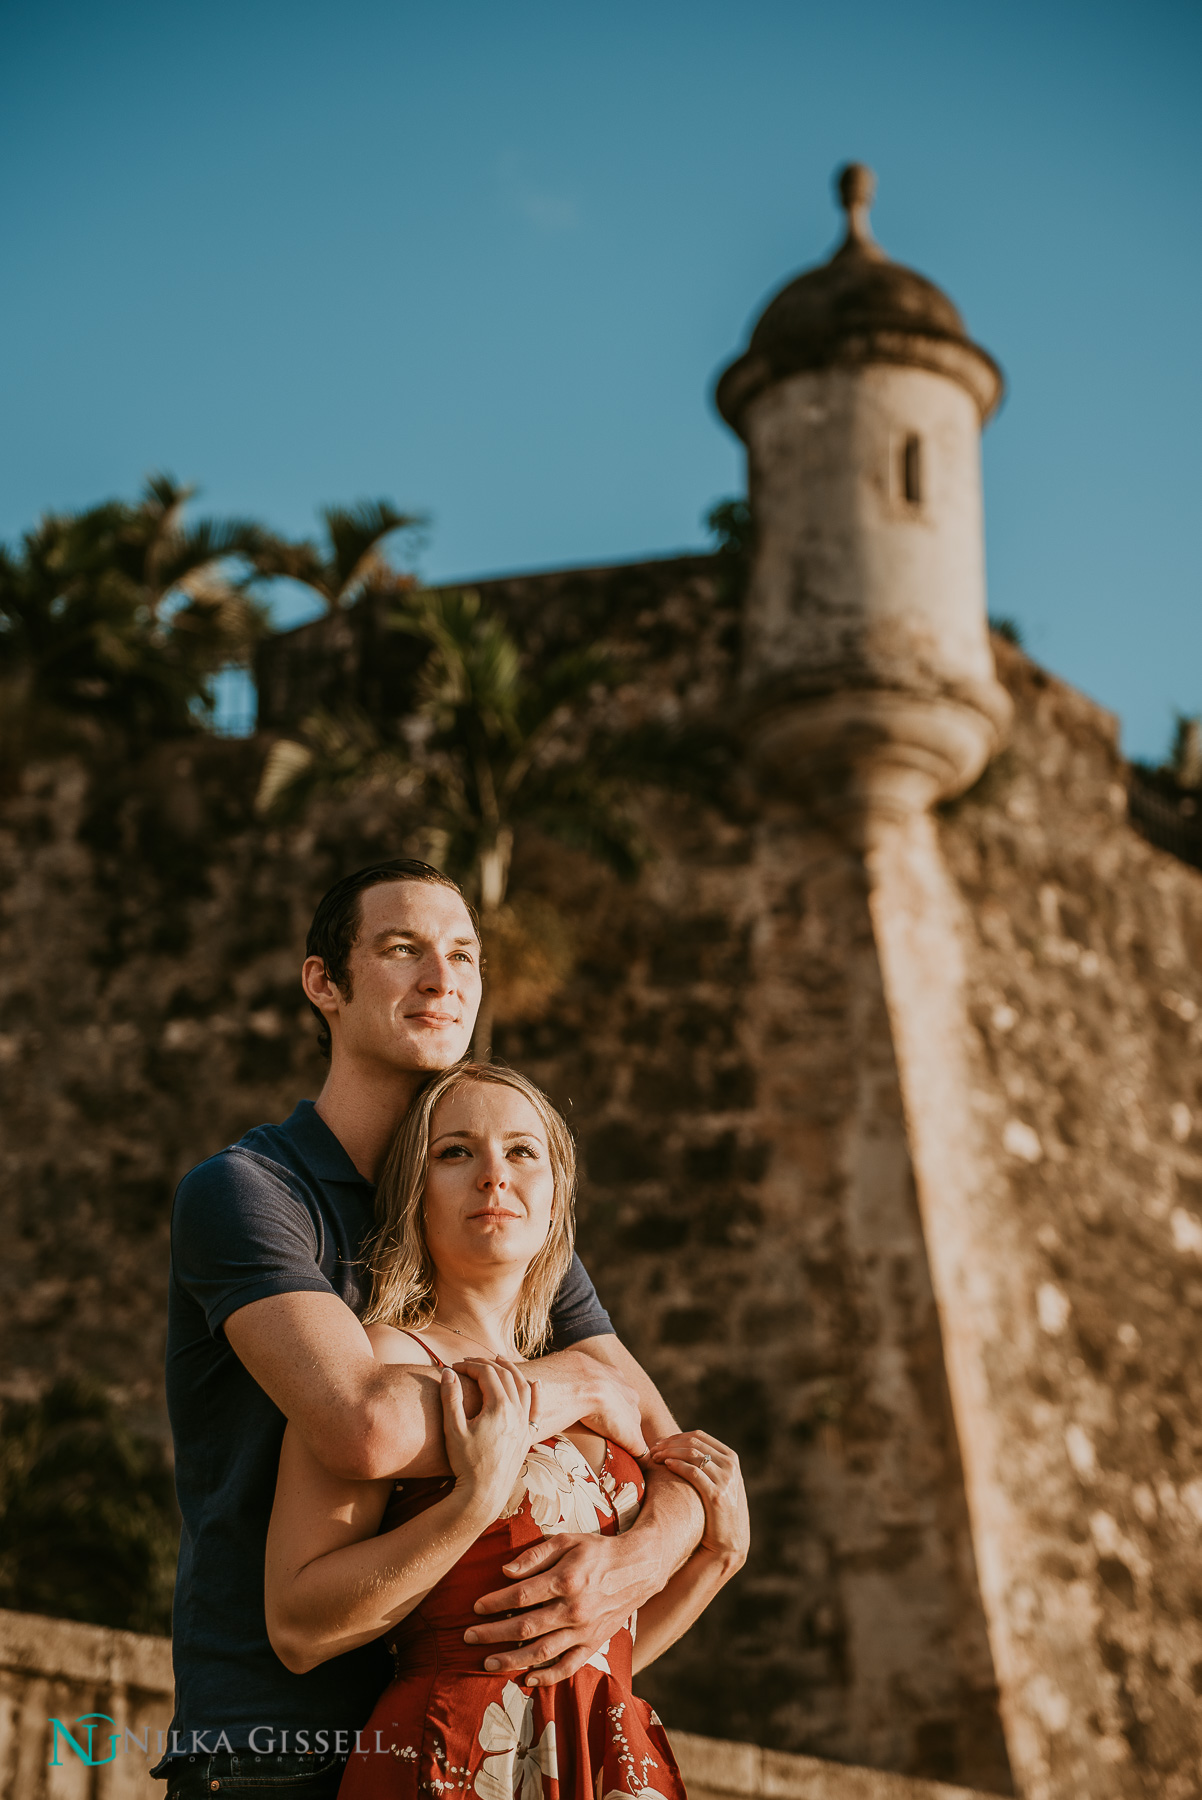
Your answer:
[417,953,455,993]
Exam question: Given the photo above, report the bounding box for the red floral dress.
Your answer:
[337,1335,686,1800]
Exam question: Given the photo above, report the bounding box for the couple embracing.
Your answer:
[154,858,748,1800]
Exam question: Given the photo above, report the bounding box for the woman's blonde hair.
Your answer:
[361,1062,577,1357]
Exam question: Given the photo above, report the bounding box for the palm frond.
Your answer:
[246,533,331,597]
[321,500,422,602]
[140,472,195,529]
[255,738,315,814]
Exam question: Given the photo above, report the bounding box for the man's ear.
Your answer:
[301,955,343,1024]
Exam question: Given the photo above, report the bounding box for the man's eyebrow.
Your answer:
[371,928,479,947]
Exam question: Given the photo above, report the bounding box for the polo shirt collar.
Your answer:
[280,1099,373,1186]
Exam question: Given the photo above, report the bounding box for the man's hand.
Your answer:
[464,1461,704,1683]
[465,1528,662,1684]
[576,1377,647,1461]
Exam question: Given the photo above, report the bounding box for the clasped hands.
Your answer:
[440,1351,746,1686]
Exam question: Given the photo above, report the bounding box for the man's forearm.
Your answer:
[325,1347,624,1482]
[626,1459,706,1590]
[307,1362,454,1481]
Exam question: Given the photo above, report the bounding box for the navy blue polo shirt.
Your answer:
[161,1100,613,1759]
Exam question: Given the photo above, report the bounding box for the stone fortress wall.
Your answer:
[2,167,1200,1800]
[0,1609,994,1800]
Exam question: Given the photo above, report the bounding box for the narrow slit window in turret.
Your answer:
[901,433,923,506]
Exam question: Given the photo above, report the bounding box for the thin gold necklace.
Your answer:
[440,1320,514,1359]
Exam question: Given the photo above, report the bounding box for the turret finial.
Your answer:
[836,162,877,248]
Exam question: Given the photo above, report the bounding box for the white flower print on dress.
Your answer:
[501,1438,610,1535]
[583,1638,612,1673]
[603,1699,666,1800]
[608,1481,641,1532]
[474,1681,558,1800]
[598,1457,640,1533]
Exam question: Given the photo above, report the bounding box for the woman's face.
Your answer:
[423,1080,556,1279]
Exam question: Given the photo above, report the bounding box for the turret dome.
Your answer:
[716,164,1003,433]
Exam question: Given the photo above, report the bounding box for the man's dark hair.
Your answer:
[305,859,480,1060]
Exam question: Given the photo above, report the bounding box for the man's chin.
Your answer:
[402,1033,474,1071]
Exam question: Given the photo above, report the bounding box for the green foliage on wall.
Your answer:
[0,1380,177,1634]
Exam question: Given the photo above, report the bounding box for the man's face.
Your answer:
[326,880,482,1072]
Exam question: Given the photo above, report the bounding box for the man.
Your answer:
[153,858,703,1799]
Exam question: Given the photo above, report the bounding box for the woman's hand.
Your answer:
[440,1358,540,1524]
[646,1430,749,1568]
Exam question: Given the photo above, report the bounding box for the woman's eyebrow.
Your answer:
[429,1129,545,1145]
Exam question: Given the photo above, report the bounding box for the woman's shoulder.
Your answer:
[364,1321,441,1365]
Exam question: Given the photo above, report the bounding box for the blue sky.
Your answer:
[2,0,1199,758]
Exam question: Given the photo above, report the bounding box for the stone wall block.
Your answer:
[0,1609,173,1800]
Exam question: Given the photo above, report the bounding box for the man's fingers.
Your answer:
[499,1537,565,1580]
[476,1573,562,1616]
[522,1639,608,1686]
[467,1593,570,1639]
[480,1629,585,1681]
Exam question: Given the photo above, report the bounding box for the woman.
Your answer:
[265,1062,748,1800]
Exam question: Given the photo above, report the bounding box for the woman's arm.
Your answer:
[265,1347,537,1674]
[630,1430,749,1674]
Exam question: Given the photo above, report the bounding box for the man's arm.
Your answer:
[224,1291,446,1480]
[224,1292,649,1481]
[464,1330,707,1684]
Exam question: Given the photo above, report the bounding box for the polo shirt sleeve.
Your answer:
[548,1252,615,1349]
[171,1148,337,1339]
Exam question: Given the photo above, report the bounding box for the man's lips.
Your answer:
[406,1010,460,1026]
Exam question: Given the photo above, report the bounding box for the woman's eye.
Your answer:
[510,1143,538,1159]
[436,1145,470,1159]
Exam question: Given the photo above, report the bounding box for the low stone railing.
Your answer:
[0,1610,995,1800]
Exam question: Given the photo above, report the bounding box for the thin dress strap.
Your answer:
[398,1328,446,1369]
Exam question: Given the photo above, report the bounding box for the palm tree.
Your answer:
[249,499,423,614]
[91,472,264,622]
[258,585,639,1057]
[0,477,268,782]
